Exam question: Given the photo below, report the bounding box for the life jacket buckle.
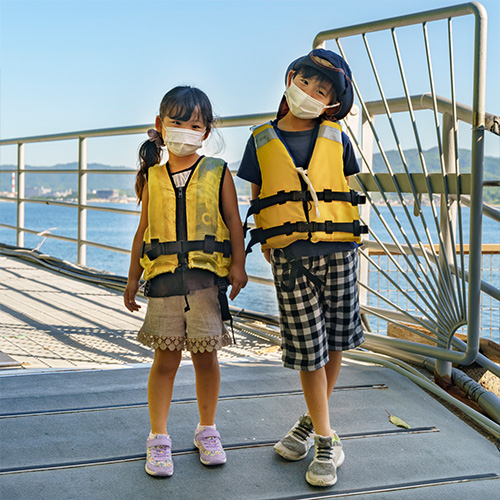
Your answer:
[249,197,261,215]
[295,221,310,233]
[289,191,307,202]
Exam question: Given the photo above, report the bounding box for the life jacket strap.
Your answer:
[246,189,366,218]
[245,220,368,254]
[280,248,325,292]
[143,235,232,260]
[216,277,235,343]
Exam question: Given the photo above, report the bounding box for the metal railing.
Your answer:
[311,1,498,376]
[0,113,274,263]
[1,3,499,374]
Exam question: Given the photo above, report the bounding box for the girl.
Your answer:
[124,86,247,477]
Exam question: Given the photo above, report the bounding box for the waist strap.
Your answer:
[143,235,231,260]
[246,220,368,254]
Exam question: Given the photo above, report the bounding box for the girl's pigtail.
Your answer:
[135,129,163,201]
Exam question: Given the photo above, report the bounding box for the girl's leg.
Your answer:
[191,349,221,425]
[299,367,332,438]
[148,348,182,435]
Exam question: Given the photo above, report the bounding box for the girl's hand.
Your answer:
[228,264,248,300]
[124,281,142,312]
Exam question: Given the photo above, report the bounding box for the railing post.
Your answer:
[78,137,87,265]
[16,143,25,248]
[435,113,457,381]
[358,110,374,329]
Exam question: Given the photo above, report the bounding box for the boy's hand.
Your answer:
[124,281,142,312]
[228,265,248,300]
[264,248,271,263]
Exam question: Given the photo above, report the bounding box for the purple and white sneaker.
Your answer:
[145,434,173,476]
[194,427,227,465]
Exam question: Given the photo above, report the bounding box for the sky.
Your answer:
[0,0,499,169]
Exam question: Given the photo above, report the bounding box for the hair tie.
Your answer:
[147,128,163,146]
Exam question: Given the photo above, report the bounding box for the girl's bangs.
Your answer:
[164,100,198,122]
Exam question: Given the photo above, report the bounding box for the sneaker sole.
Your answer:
[335,448,345,468]
[194,439,227,466]
[145,464,173,477]
[305,470,338,487]
[273,442,311,461]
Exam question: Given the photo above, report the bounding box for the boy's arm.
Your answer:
[221,168,248,300]
[123,184,149,312]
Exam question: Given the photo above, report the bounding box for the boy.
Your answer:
[237,49,366,487]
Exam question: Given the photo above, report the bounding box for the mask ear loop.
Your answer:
[296,167,320,218]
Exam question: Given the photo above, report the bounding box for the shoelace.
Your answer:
[199,436,222,451]
[316,445,334,461]
[291,419,314,441]
[150,445,171,461]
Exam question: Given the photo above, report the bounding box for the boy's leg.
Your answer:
[325,350,343,399]
[148,348,182,434]
[300,367,332,437]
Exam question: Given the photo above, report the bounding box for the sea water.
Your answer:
[0,200,498,341]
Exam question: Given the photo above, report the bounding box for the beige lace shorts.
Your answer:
[137,285,231,353]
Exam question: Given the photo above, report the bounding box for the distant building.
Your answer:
[94,189,119,199]
[26,186,52,197]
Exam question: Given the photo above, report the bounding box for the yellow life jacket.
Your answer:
[246,120,367,251]
[140,157,232,280]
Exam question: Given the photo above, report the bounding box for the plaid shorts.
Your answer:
[271,248,365,371]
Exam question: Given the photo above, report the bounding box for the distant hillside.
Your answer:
[0,163,136,193]
[371,147,499,178]
[1,150,498,203]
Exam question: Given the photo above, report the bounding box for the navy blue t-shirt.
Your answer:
[237,121,360,257]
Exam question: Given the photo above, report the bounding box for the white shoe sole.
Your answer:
[335,448,345,468]
[194,438,227,465]
[145,463,173,477]
[305,470,338,487]
[273,441,313,461]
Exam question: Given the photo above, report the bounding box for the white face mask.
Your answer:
[284,81,339,120]
[162,126,205,157]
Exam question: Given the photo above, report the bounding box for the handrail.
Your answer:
[313,2,485,45]
[0,113,276,147]
[2,95,498,150]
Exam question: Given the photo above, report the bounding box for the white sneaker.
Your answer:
[305,434,344,487]
[274,414,315,461]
